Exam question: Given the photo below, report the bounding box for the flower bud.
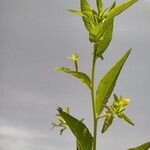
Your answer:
[121,98,131,106]
[69,52,79,72]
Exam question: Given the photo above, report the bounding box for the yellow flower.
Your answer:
[68,52,79,61]
[120,98,131,106]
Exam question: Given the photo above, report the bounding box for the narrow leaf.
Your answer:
[68,0,101,42]
[118,112,135,126]
[101,114,114,133]
[80,0,93,12]
[58,108,93,150]
[95,18,114,58]
[96,0,103,13]
[67,9,85,17]
[89,23,103,42]
[67,8,101,43]
[81,13,94,32]
[55,67,91,89]
[96,49,131,116]
[67,9,94,33]
[109,1,116,12]
[113,94,119,102]
[118,113,135,126]
[107,0,139,20]
[80,0,99,36]
[128,141,150,150]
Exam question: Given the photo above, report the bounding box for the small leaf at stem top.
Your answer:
[109,1,116,12]
[96,0,103,13]
[95,18,114,58]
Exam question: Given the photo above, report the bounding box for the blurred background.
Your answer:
[0,0,150,149]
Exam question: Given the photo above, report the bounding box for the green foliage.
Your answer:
[96,0,103,13]
[95,0,139,57]
[67,0,105,43]
[128,141,150,150]
[52,0,147,150]
[66,9,85,17]
[55,67,92,89]
[67,8,102,43]
[80,0,95,30]
[80,0,101,42]
[118,112,134,126]
[67,0,139,59]
[80,0,93,12]
[107,0,139,20]
[101,114,114,133]
[96,49,131,116]
[109,1,116,12]
[95,18,114,58]
[57,107,93,150]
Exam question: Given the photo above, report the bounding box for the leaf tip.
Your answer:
[101,129,105,133]
[124,48,132,59]
[65,8,70,12]
[126,48,132,56]
[54,67,61,71]
[54,67,58,71]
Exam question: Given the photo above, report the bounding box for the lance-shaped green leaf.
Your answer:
[96,49,131,116]
[96,0,103,13]
[89,23,103,42]
[101,114,114,133]
[80,0,104,43]
[68,0,96,34]
[118,112,135,126]
[68,0,104,43]
[80,0,95,30]
[58,108,93,150]
[55,67,92,89]
[67,9,85,17]
[66,9,93,31]
[107,0,139,20]
[95,18,114,58]
[80,0,93,12]
[67,9,102,42]
[109,1,116,12]
[83,11,102,42]
[128,141,150,150]
[67,9,96,30]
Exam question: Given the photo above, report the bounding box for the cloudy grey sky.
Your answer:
[0,0,150,150]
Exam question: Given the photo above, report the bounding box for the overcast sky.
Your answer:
[0,0,150,150]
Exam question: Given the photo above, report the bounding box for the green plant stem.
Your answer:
[91,52,97,150]
[75,60,79,72]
